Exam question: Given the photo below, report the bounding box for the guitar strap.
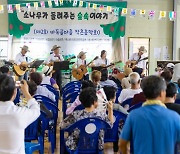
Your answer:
[84,60,86,65]
[137,55,141,63]
[105,58,107,65]
[25,57,28,62]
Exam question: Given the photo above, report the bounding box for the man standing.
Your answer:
[46,45,64,91]
[119,76,180,154]
[14,45,30,80]
[128,46,147,76]
[0,74,40,154]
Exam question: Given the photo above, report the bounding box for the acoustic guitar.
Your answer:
[13,62,31,77]
[72,56,99,80]
[129,57,148,69]
[92,60,122,71]
[47,55,76,67]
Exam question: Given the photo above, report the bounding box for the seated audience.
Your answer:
[100,68,118,89]
[119,76,180,154]
[41,65,59,90]
[118,72,142,104]
[60,87,113,150]
[121,66,132,89]
[103,86,128,115]
[164,83,180,114]
[66,80,107,115]
[160,70,172,84]
[27,81,53,118]
[66,80,95,115]
[29,72,56,102]
[0,65,10,74]
[0,75,40,153]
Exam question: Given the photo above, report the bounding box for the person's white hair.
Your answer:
[129,72,140,84]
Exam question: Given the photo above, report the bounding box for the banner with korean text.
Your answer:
[8,0,127,60]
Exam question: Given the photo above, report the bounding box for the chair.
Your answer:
[41,84,60,106]
[175,99,180,104]
[104,110,127,152]
[63,91,80,118]
[62,84,81,93]
[128,102,143,112]
[115,88,122,104]
[62,81,81,92]
[60,118,111,154]
[14,88,21,105]
[25,118,44,154]
[62,87,80,99]
[121,98,133,107]
[34,95,59,153]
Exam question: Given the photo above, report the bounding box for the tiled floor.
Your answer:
[35,100,116,154]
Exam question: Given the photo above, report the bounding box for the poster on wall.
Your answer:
[8,0,127,61]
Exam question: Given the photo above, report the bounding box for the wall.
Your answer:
[0,0,8,36]
[174,0,180,60]
[124,0,173,74]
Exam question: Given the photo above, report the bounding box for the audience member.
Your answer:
[27,81,53,118]
[118,72,142,104]
[121,66,132,89]
[130,92,146,107]
[0,75,40,153]
[41,65,59,90]
[119,76,180,154]
[66,80,95,115]
[166,63,175,75]
[91,70,102,90]
[103,86,128,115]
[164,83,180,114]
[154,63,164,76]
[100,68,118,89]
[60,87,113,150]
[0,65,10,74]
[160,70,172,84]
[29,72,56,102]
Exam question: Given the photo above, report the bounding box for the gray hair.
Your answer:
[129,72,140,85]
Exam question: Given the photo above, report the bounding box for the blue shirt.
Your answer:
[121,105,180,154]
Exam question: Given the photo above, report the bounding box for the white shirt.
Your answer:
[100,80,118,89]
[75,59,87,68]
[129,53,146,69]
[41,75,51,85]
[46,53,64,64]
[94,58,110,66]
[15,53,27,65]
[36,86,56,102]
[118,88,142,103]
[0,98,40,154]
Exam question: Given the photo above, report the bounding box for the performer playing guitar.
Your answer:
[127,46,148,76]
[72,51,96,81]
[45,45,64,91]
[14,45,30,80]
[92,50,110,67]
